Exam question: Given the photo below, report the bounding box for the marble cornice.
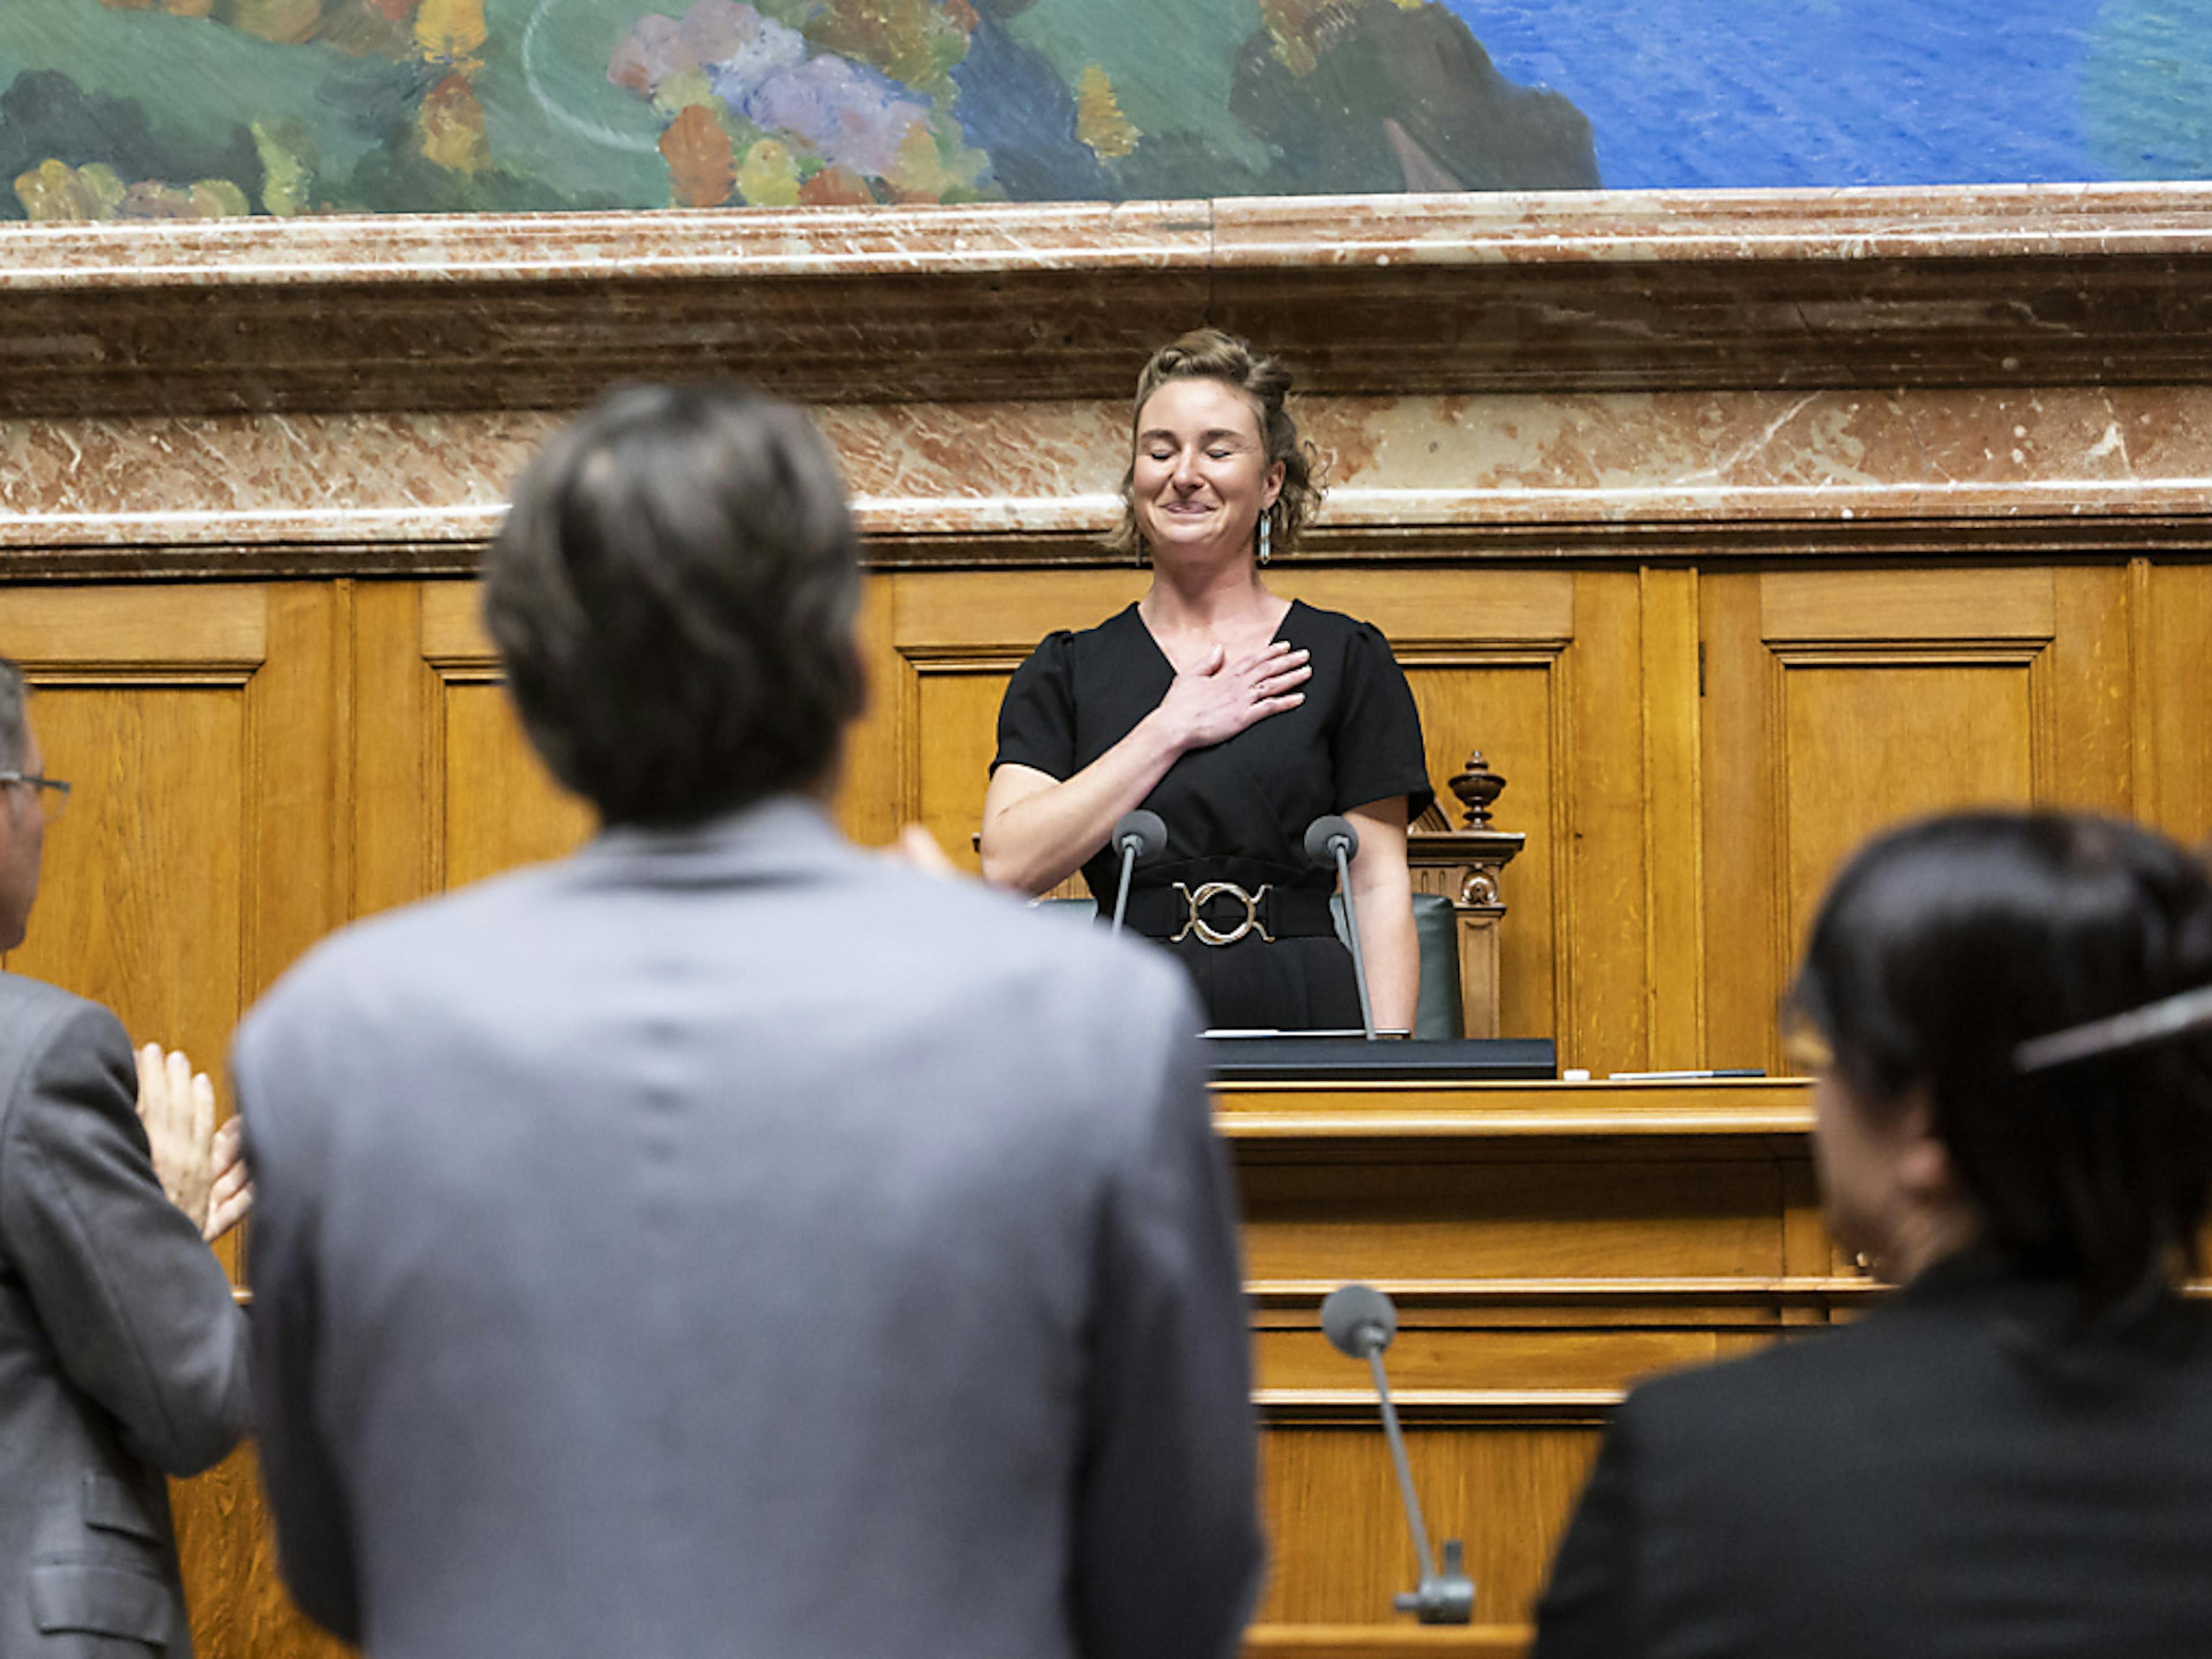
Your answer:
[5,496,2209,582]
[7,185,2212,416]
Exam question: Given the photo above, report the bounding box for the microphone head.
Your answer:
[1320,1282,1397,1358]
[1113,809,1168,862]
[1304,814,1359,868]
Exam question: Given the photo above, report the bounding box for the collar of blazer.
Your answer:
[1896,1242,2200,1361]
[577,793,856,890]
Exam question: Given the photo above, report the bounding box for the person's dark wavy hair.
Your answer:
[0,657,24,773]
[1789,811,2212,1312]
[483,384,864,827]
[1103,328,1321,562]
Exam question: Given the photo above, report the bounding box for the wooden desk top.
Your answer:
[1212,1077,1815,1142]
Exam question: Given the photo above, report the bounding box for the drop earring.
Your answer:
[1257,512,1272,566]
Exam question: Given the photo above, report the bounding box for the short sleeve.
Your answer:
[1331,622,1435,822]
[993,630,1079,782]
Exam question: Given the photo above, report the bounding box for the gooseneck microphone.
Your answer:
[1305,815,1376,1039]
[1108,810,1168,939]
[1320,1284,1475,1625]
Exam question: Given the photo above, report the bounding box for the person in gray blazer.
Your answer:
[234,384,1264,1659]
[1534,811,2212,1659]
[0,657,252,1658]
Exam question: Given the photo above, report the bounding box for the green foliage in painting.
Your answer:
[0,0,1598,218]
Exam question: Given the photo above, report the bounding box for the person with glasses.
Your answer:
[0,654,252,1658]
[0,766,65,817]
[1534,809,2212,1659]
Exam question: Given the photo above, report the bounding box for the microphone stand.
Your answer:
[1305,816,1376,1039]
[1321,1284,1474,1624]
[1108,810,1166,939]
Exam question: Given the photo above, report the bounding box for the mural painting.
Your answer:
[0,0,2205,221]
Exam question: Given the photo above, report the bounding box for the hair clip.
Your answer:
[2013,982,2212,1074]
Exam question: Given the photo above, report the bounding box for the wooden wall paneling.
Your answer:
[1638,568,1705,1069]
[1243,1624,1529,1658]
[1239,1153,1789,1283]
[1702,567,2059,1072]
[1256,1321,1725,1393]
[1563,572,1648,1075]
[839,573,900,848]
[2133,559,2212,843]
[0,580,347,1196]
[354,575,902,895]
[1284,570,1574,1049]
[0,582,351,1659]
[351,580,437,920]
[1696,572,1782,1074]
[2046,566,2133,815]
[1761,568,2054,984]
[1,585,264,1083]
[1255,1420,1604,1630]
[248,584,350,1000]
[417,581,595,892]
[891,569,1148,875]
[1781,1146,1845,1284]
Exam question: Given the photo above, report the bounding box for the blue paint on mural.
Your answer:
[1445,0,2116,188]
[2085,0,2212,176]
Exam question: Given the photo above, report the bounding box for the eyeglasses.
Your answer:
[0,772,69,823]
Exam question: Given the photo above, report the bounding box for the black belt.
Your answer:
[1121,881,1338,945]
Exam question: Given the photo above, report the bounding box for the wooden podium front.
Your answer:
[1223,1077,1837,1656]
[165,1078,1831,1659]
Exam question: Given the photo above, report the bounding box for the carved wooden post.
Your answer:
[1407,750,1524,1039]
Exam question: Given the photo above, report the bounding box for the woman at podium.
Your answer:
[980,329,1432,1032]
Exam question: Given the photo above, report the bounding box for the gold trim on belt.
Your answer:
[1169,880,1275,946]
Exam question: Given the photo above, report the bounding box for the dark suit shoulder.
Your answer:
[0,969,115,1037]
[0,973,131,1123]
[1617,1298,1931,1450]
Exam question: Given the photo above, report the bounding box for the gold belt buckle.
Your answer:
[1170,881,1274,946]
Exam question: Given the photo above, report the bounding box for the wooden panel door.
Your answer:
[1698,565,2135,1078]
[351,578,908,914]
[2133,559,2212,845]
[352,581,595,918]
[0,582,349,1659]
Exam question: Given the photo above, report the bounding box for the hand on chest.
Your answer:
[1148,620,1291,677]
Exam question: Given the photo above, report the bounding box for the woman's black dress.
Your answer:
[992,600,1434,1029]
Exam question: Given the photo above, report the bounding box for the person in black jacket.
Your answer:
[1535,809,2212,1659]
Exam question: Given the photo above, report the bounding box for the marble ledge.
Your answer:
[9,184,2212,291]
[0,201,1215,288]
[7,479,2212,581]
[1211,181,2212,267]
[10,387,2212,524]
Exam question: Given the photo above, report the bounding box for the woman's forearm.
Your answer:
[979,710,1188,895]
[1346,801,1418,1032]
[1356,887,1420,1032]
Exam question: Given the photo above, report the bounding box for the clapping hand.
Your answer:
[884,822,959,877]
[206,1116,253,1244]
[135,1044,253,1244]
